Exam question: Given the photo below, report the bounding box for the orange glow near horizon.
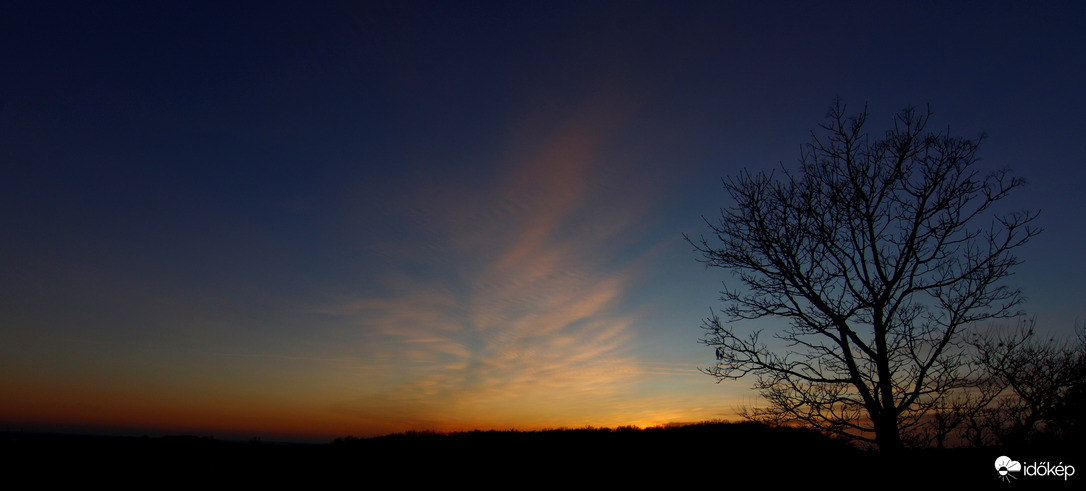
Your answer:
[1,376,742,441]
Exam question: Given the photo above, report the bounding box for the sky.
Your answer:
[2,1,1084,442]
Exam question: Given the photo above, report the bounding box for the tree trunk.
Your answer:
[875,413,904,453]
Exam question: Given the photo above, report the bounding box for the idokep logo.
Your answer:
[995,455,1076,482]
[995,456,1021,482]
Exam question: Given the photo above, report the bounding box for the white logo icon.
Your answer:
[995,456,1022,482]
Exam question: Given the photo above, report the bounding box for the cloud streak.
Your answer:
[321,95,663,432]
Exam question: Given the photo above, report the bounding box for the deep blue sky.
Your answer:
[2,1,1083,440]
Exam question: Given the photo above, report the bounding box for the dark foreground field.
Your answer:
[4,422,1081,487]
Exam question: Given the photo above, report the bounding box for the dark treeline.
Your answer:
[8,421,1080,486]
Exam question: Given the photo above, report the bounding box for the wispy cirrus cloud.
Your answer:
[318,94,668,431]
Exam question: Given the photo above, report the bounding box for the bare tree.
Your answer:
[687,100,1040,452]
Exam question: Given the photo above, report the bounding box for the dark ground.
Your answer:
[3,422,1080,487]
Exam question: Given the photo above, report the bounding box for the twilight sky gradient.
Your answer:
[2,2,1084,442]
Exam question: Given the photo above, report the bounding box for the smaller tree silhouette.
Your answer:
[964,321,1086,445]
[688,100,1040,452]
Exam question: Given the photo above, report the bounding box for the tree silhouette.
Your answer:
[964,320,1086,446]
[687,100,1040,452]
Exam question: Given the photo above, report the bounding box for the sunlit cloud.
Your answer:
[317,96,666,432]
